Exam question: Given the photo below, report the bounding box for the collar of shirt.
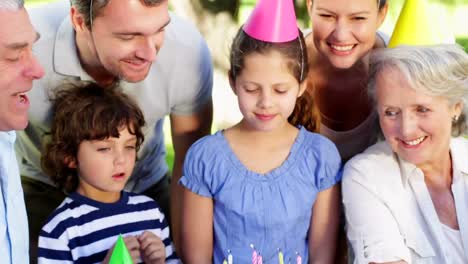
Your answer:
[0,131,16,145]
[54,15,94,82]
[397,137,468,187]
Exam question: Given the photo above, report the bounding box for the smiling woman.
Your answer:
[343,44,468,264]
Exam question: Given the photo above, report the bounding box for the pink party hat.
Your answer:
[243,0,299,43]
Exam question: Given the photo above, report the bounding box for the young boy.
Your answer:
[37,83,180,264]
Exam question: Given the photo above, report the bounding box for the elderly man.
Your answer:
[20,0,213,260]
[0,1,44,263]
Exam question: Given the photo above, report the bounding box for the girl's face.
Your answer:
[231,50,305,132]
[308,0,387,69]
[71,127,137,203]
[376,67,462,169]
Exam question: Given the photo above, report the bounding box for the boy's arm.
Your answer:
[37,232,73,263]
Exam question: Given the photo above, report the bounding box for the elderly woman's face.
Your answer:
[376,67,462,168]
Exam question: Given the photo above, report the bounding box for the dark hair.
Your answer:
[229,28,309,84]
[71,0,164,28]
[310,0,387,10]
[42,82,146,193]
[229,28,317,130]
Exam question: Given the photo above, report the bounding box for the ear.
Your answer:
[64,155,78,169]
[228,71,238,96]
[452,100,464,118]
[298,81,307,97]
[306,0,313,19]
[70,6,88,33]
[377,3,388,28]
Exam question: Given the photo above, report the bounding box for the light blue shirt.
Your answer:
[0,131,29,264]
[180,127,342,263]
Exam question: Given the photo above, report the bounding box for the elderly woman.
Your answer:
[342,44,468,264]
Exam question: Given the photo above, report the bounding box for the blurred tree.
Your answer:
[170,0,311,71]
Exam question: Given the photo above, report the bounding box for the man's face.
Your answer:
[0,8,44,131]
[84,0,170,83]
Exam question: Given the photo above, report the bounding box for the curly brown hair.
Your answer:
[41,82,146,193]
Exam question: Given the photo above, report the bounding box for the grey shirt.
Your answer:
[17,1,213,192]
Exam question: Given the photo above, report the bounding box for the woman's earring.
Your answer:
[452,115,459,123]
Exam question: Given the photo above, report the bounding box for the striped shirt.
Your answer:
[38,191,180,263]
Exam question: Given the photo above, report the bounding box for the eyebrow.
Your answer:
[113,18,171,37]
[5,32,41,50]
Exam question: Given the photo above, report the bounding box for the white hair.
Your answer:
[0,0,24,10]
[368,44,468,136]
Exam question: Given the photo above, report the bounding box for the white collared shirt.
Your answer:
[342,137,468,264]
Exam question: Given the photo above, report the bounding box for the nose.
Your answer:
[331,19,351,41]
[23,52,44,79]
[114,149,126,166]
[400,112,417,138]
[257,90,273,109]
[135,36,159,62]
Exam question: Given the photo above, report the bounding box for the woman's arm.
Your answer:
[342,165,411,264]
[180,187,214,264]
[308,184,341,264]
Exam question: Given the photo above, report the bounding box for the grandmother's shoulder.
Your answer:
[342,141,399,184]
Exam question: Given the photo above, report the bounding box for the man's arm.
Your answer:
[169,100,213,254]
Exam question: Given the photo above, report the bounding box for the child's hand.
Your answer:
[138,231,166,264]
[102,235,141,264]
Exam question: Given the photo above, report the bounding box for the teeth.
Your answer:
[331,44,354,51]
[404,136,425,146]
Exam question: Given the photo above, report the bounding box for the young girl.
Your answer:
[37,83,180,264]
[180,0,342,263]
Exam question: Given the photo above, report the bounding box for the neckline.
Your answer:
[69,191,129,210]
[217,126,305,182]
[320,110,377,137]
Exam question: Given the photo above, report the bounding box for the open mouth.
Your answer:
[401,136,427,147]
[12,92,30,106]
[112,172,125,180]
[328,43,356,54]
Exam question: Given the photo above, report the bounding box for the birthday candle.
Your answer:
[296,255,302,264]
[257,253,263,264]
[228,250,233,264]
[223,260,228,264]
[250,244,258,264]
[278,249,284,264]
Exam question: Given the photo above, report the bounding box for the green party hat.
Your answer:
[109,235,134,264]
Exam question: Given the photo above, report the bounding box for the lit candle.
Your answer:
[228,250,233,264]
[223,260,228,264]
[250,244,258,264]
[278,249,284,264]
[258,253,263,264]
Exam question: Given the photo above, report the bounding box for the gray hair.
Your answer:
[71,0,164,28]
[368,44,468,136]
[0,0,24,10]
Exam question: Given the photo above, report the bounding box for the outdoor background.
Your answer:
[25,0,468,170]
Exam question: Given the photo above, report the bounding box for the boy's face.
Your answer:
[71,127,137,203]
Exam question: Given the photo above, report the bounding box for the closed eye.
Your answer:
[97,147,111,152]
[125,145,136,150]
[353,16,368,21]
